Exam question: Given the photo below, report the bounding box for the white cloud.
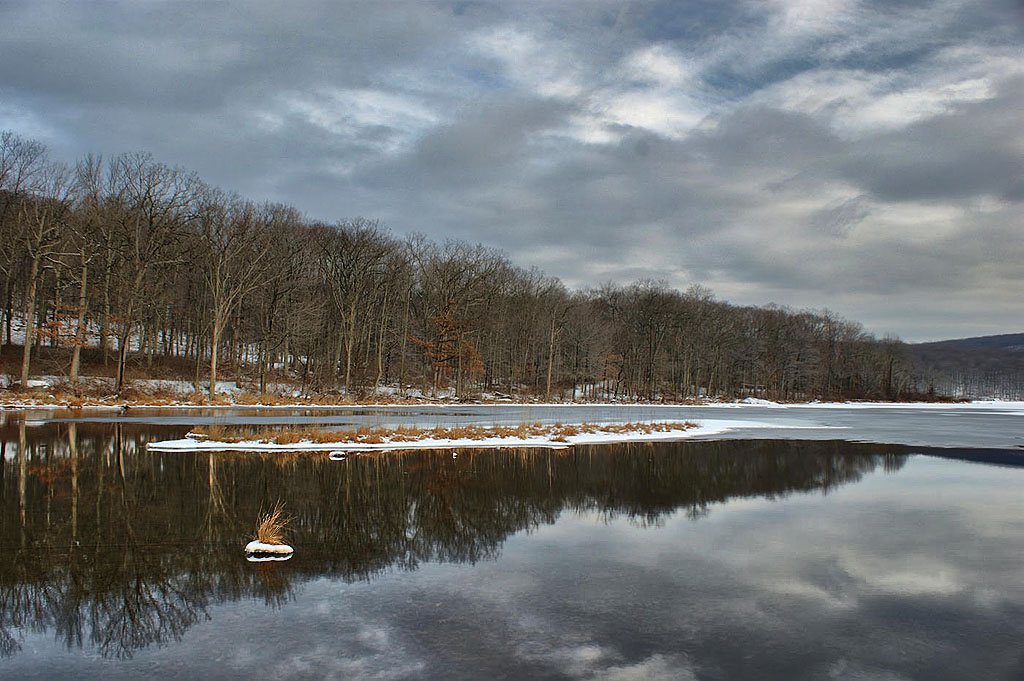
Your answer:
[599,90,705,139]
[623,44,693,88]
[592,653,697,681]
[741,30,1024,135]
[765,0,861,35]
[285,87,439,151]
[469,25,585,100]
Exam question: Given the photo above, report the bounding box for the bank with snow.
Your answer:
[143,420,800,453]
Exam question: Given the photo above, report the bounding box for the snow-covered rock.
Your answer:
[244,540,294,558]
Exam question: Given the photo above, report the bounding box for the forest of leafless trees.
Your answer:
[1,129,990,401]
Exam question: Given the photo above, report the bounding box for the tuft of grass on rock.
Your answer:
[253,501,291,545]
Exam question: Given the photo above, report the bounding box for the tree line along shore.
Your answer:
[0,129,966,403]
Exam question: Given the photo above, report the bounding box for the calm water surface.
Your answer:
[24,401,1024,448]
[1,410,1023,679]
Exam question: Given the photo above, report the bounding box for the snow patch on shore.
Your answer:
[145,419,802,453]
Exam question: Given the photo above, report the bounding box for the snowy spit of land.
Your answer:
[145,420,791,453]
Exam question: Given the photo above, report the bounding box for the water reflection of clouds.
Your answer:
[269,456,1021,679]
[57,462,1022,678]
[297,570,706,680]
[523,647,695,681]
[175,592,428,680]
[4,431,1023,679]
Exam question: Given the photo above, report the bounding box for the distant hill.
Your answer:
[908,333,1024,399]
[914,333,1024,351]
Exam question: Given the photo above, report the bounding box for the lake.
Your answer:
[1,405,1023,679]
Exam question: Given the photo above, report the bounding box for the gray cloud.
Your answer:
[838,77,1024,202]
[1,0,1021,341]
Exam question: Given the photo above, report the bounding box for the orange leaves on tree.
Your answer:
[409,307,483,379]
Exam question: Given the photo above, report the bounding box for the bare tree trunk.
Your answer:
[457,332,463,398]
[399,288,410,395]
[234,306,243,389]
[101,248,113,366]
[69,252,88,382]
[2,278,10,346]
[19,255,41,387]
[115,299,138,392]
[344,300,356,393]
[208,321,220,399]
[258,341,267,394]
[115,331,130,392]
[546,317,556,400]
[146,313,155,369]
[376,311,388,392]
[194,343,203,393]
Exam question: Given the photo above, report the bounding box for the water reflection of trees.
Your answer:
[0,420,906,658]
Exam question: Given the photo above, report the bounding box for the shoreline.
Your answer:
[0,379,1002,414]
[2,396,1017,413]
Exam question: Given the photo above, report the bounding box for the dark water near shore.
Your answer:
[2,415,1023,679]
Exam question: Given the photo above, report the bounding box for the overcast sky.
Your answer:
[1,0,1021,341]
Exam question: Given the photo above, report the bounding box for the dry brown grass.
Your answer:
[0,376,736,410]
[181,391,233,406]
[63,394,88,408]
[190,420,697,447]
[272,431,305,445]
[0,377,189,407]
[253,501,291,545]
[190,425,219,441]
[249,392,313,406]
[231,392,265,406]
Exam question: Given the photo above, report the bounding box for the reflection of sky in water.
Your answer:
[6,455,1021,680]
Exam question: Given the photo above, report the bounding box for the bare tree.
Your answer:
[0,131,47,348]
[106,153,199,391]
[196,192,276,397]
[317,218,394,394]
[409,240,503,397]
[246,206,307,393]
[61,154,109,382]
[17,160,74,386]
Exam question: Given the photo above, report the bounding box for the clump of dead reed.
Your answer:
[191,420,697,447]
[253,501,291,545]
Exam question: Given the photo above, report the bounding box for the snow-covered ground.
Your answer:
[0,375,300,409]
[146,419,823,453]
